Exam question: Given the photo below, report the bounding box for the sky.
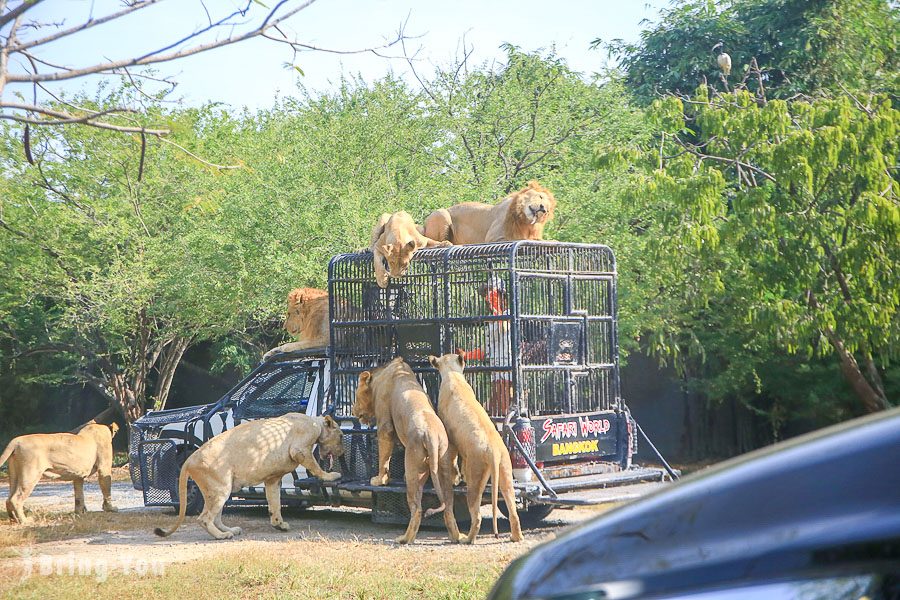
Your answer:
[10,0,669,110]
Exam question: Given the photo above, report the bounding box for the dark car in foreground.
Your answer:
[489,407,900,600]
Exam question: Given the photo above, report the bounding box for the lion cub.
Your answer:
[429,352,524,543]
[154,413,344,540]
[370,211,451,288]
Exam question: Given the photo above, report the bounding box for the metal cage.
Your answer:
[327,241,622,419]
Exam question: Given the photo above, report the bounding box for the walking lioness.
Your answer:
[153,413,344,540]
[429,352,523,543]
[1,423,119,524]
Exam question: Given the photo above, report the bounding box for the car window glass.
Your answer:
[233,367,317,419]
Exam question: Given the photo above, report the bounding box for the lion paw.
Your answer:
[272,522,290,532]
[323,471,342,482]
[102,502,119,513]
[394,535,411,544]
[439,240,453,247]
[74,505,87,515]
[370,475,388,486]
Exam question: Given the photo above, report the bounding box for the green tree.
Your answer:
[0,49,647,424]
[0,97,248,422]
[606,86,898,415]
[601,0,899,102]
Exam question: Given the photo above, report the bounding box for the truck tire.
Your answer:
[500,501,554,527]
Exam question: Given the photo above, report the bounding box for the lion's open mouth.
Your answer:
[527,206,547,224]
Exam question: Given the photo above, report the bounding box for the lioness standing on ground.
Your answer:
[1,423,119,524]
[429,352,524,543]
[153,413,344,540]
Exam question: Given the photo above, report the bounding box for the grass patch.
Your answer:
[2,536,525,599]
[0,526,34,554]
[0,509,160,549]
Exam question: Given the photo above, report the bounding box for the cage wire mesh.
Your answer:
[137,439,180,505]
[328,241,621,419]
[232,365,318,419]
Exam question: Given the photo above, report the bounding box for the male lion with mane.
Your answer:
[421,180,556,245]
[263,287,330,359]
[1,423,119,523]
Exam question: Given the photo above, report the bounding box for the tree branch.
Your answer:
[672,135,778,184]
[156,136,241,170]
[10,1,160,52]
[0,101,169,134]
[0,215,62,259]
[5,0,318,84]
[0,0,44,29]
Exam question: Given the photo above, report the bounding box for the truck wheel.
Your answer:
[175,446,205,517]
[500,501,554,527]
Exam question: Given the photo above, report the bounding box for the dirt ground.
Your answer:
[0,478,637,595]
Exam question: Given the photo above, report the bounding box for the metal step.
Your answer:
[538,481,669,506]
[336,480,541,499]
[544,466,670,494]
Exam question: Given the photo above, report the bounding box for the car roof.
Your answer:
[490,407,900,600]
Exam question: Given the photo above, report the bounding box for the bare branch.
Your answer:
[10,1,161,52]
[0,101,170,134]
[5,0,319,84]
[262,21,411,60]
[0,0,44,29]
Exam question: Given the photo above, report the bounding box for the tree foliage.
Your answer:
[1,47,638,423]
[602,0,899,102]
[603,86,899,418]
[0,93,243,421]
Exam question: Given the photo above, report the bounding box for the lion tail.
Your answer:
[423,438,446,519]
[491,449,501,537]
[0,440,16,470]
[154,461,191,538]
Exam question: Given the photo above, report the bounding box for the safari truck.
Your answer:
[130,241,671,523]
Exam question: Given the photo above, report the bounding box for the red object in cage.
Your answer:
[510,414,536,471]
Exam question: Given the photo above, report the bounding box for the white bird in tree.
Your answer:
[712,41,732,76]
